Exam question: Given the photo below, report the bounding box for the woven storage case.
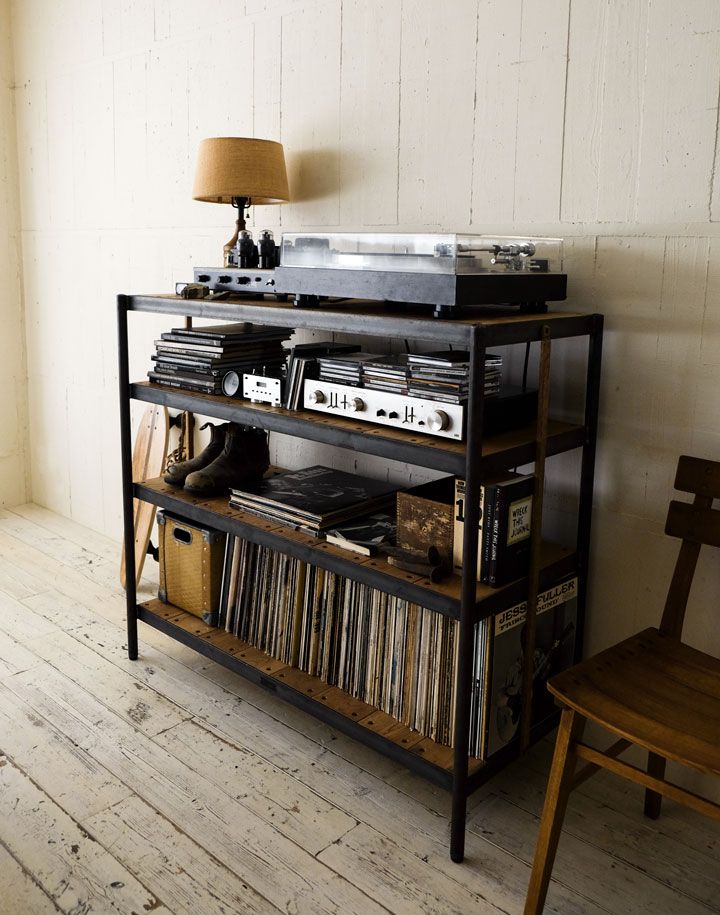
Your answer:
[158,511,226,623]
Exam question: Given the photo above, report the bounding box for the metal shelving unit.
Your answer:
[118,293,603,862]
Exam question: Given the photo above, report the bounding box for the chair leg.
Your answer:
[524,709,585,915]
[644,752,666,819]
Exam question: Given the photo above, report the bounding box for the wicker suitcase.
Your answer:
[157,511,226,623]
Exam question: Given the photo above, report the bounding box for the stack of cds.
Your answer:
[317,353,381,387]
[407,351,501,404]
[284,342,360,410]
[148,323,291,395]
[362,354,410,394]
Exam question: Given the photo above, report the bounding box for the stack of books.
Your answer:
[148,322,291,395]
[229,465,399,536]
[453,472,535,586]
[317,353,381,387]
[407,351,502,404]
[362,354,410,394]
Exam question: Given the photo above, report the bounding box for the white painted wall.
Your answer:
[0,0,28,507]
[8,1,720,791]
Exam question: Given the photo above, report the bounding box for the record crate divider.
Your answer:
[117,293,603,862]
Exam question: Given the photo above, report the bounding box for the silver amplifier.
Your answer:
[303,380,464,441]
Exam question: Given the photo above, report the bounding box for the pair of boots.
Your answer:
[164,422,269,496]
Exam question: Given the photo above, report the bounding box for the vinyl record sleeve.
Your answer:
[484,577,578,758]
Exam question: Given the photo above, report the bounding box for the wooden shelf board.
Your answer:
[136,477,578,620]
[137,600,483,783]
[131,381,586,476]
[126,294,595,346]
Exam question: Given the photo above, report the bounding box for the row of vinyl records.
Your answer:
[216,534,579,759]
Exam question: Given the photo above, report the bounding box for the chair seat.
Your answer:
[549,627,720,776]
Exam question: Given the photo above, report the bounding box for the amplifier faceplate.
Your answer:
[303,380,464,441]
[193,266,285,297]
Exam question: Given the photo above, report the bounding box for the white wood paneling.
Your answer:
[562,0,651,224]
[46,72,76,228]
[113,52,151,226]
[146,43,192,228]
[513,0,570,223]
[101,0,156,58]
[472,0,522,224]
[398,0,478,228]
[634,0,720,223]
[252,14,282,139]
[280,1,342,228]
[339,0,402,227]
[0,0,28,508]
[188,23,254,153]
[154,0,248,41]
[73,62,115,229]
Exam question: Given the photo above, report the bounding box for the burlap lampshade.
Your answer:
[193,137,289,204]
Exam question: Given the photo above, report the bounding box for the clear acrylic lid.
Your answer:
[280,233,563,274]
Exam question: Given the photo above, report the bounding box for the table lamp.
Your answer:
[193,137,289,267]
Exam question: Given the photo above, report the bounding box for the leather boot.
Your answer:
[163,422,229,486]
[184,424,270,496]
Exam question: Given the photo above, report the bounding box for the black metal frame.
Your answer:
[118,294,138,661]
[117,293,603,861]
[573,314,604,661]
[451,325,486,860]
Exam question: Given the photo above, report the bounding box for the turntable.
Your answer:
[273,233,565,318]
[195,232,566,319]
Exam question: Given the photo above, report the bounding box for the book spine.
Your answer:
[487,485,508,586]
[490,482,534,586]
[452,478,485,582]
[155,345,224,358]
[161,332,225,347]
[481,485,497,585]
[216,535,233,629]
[152,365,220,381]
[479,619,493,760]
[147,373,217,394]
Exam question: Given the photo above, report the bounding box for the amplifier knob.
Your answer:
[427,410,449,432]
[351,397,365,412]
[308,390,326,405]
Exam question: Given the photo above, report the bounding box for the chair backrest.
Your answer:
[660,455,720,639]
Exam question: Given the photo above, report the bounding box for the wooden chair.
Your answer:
[524,455,720,915]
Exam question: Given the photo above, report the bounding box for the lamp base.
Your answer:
[223,196,249,267]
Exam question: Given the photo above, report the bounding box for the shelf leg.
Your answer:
[574,314,604,661]
[118,294,139,661]
[520,325,552,750]
[451,326,486,863]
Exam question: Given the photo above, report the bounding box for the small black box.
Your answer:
[484,386,539,435]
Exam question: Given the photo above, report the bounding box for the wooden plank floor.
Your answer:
[0,504,719,914]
